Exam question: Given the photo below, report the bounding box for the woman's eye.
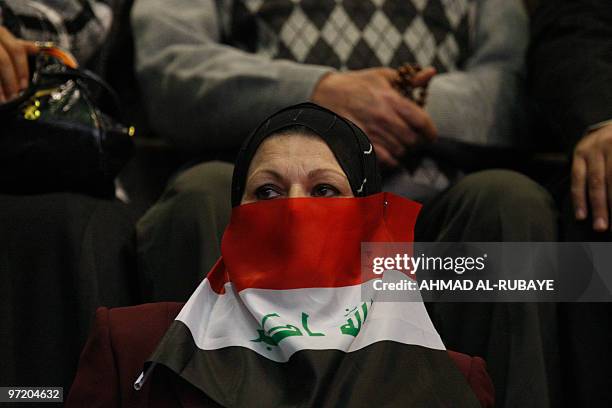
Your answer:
[255,185,282,200]
[312,184,340,198]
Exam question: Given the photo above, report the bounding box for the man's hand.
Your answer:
[572,123,612,231]
[0,26,38,103]
[311,67,437,167]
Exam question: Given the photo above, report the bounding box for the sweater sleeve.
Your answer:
[131,0,332,151]
[0,0,112,64]
[425,0,529,147]
[66,307,121,408]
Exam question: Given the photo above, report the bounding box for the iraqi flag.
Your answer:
[140,193,485,407]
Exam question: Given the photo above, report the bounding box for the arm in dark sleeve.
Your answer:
[66,307,120,408]
[528,0,612,150]
[131,0,332,151]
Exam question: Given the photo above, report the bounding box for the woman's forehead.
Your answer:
[247,133,344,175]
[253,133,335,159]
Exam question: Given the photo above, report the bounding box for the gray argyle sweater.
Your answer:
[133,0,528,151]
[228,0,473,73]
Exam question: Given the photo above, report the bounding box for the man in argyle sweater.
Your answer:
[134,0,528,199]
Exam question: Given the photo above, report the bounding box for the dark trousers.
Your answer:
[0,193,138,392]
[415,170,560,408]
[554,181,612,408]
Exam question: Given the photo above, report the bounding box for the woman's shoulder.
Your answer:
[67,302,185,407]
[95,302,185,365]
[101,302,184,330]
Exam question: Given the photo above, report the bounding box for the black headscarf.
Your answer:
[231,102,382,206]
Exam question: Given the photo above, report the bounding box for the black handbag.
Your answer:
[0,45,134,198]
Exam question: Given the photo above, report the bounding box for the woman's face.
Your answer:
[241,133,354,204]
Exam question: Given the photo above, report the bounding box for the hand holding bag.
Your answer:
[0,44,134,198]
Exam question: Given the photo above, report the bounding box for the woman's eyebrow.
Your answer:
[247,168,284,182]
[307,168,347,179]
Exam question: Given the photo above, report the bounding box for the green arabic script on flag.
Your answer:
[251,300,373,348]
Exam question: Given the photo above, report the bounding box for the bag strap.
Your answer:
[0,54,123,120]
[41,67,123,118]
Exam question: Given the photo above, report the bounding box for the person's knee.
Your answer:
[455,170,557,239]
[166,161,234,197]
[139,189,230,241]
[457,170,553,212]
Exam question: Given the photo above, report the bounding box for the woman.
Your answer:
[67,103,493,407]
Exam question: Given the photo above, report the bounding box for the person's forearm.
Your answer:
[136,45,331,151]
[132,0,332,151]
[426,0,528,147]
[426,66,526,146]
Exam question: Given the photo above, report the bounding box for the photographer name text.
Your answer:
[372,279,555,292]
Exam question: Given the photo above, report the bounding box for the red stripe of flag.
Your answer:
[207,193,420,294]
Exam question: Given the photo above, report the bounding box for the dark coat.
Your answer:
[67,302,495,407]
[529,0,612,150]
